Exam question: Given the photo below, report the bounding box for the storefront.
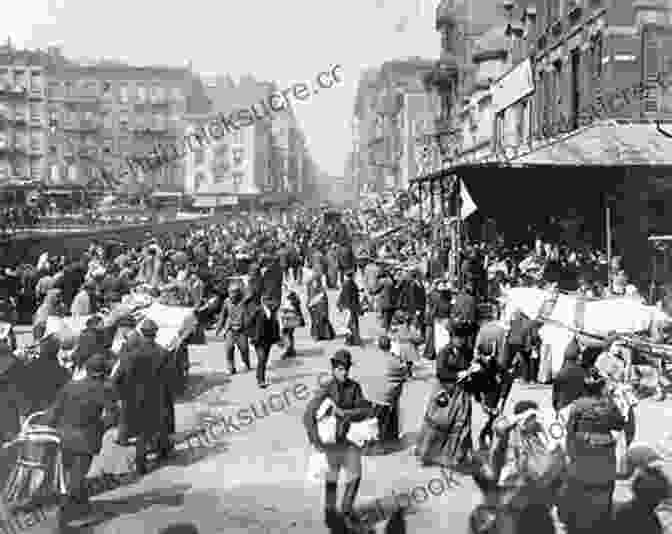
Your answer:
[409,119,672,290]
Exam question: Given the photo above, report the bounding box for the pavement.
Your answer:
[11,282,672,534]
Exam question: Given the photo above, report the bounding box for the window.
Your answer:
[30,133,41,151]
[30,103,41,122]
[83,80,97,97]
[102,112,113,129]
[30,160,41,179]
[102,138,114,154]
[119,113,129,130]
[14,71,26,90]
[102,81,112,98]
[151,85,164,103]
[119,83,129,103]
[194,148,205,166]
[30,71,42,93]
[571,48,581,129]
[137,85,147,103]
[593,34,603,79]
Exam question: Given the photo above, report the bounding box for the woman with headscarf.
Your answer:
[32,288,64,342]
[307,273,335,341]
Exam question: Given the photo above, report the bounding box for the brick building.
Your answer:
[352,58,437,196]
[0,39,209,193]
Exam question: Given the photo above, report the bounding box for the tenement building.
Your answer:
[352,58,437,197]
[0,39,209,193]
[413,0,672,292]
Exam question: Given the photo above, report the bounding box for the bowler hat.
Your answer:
[139,318,159,337]
[330,349,353,368]
[84,353,108,377]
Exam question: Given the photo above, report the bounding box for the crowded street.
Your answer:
[10,279,672,534]
[6,1,672,533]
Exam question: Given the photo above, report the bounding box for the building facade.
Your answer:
[0,40,50,184]
[184,75,309,211]
[352,58,437,196]
[442,0,672,163]
[0,39,210,192]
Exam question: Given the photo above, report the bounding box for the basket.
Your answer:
[2,411,67,511]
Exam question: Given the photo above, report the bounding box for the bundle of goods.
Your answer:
[157,282,193,307]
[502,286,672,377]
[139,302,198,351]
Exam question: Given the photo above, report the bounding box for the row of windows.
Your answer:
[45,80,183,103]
[0,69,43,90]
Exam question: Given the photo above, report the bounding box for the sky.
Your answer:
[1,0,453,177]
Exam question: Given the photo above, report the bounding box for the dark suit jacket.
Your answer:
[552,361,587,411]
[337,278,360,314]
[113,339,166,437]
[250,307,280,347]
[45,377,118,455]
[397,280,426,316]
[303,377,372,446]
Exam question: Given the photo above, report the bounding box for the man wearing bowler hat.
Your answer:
[303,350,373,530]
[113,318,175,473]
[249,294,281,389]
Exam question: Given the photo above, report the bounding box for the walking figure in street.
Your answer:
[303,350,374,531]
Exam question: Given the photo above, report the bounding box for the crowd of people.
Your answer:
[0,202,670,534]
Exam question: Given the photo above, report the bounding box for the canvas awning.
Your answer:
[504,120,672,166]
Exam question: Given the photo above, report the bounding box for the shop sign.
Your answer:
[492,58,535,113]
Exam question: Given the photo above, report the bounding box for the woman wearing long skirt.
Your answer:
[415,322,473,468]
[560,375,627,534]
[307,274,335,341]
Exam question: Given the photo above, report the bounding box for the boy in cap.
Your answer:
[303,350,374,529]
[215,281,251,375]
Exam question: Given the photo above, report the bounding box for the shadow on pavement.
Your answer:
[70,483,191,532]
[295,346,326,359]
[178,372,232,403]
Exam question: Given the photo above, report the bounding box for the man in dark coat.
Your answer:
[59,260,87,311]
[372,272,397,334]
[337,243,356,287]
[249,294,281,389]
[112,319,171,473]
[45,354,118,522]
[397,269,427,333]
[261,256,283,304]
[552,338,588,412]
[303,350,373,529]
[337,269,362,346]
